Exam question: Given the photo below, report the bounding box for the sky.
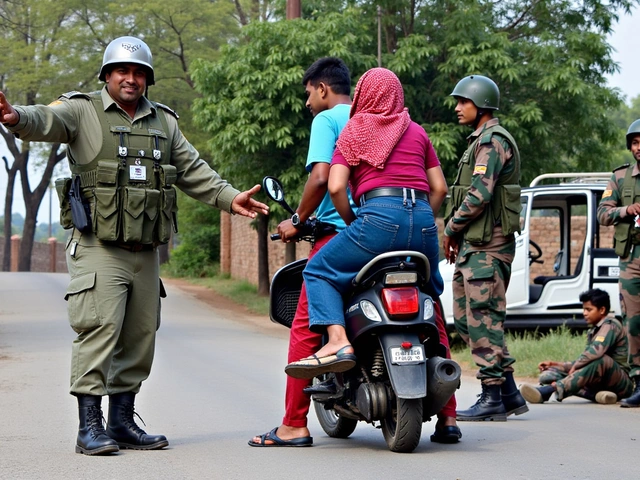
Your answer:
[1,7,639,225]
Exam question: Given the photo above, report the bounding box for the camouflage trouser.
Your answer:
[538,356,633,401]
[453,251,515,385]
[619,247,640,378]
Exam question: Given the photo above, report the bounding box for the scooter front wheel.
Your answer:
[381,396,423,453]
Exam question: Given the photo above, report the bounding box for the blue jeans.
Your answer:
[303,196,443,332]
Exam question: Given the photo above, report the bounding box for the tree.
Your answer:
[0,0,100,271]
[191,10,376,293]
[378,0,638,183]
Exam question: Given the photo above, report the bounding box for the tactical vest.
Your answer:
[444,123,521,244]
[613,164,640,257]
[57,92,178,245]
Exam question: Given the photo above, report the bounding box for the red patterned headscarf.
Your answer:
[336,67,411,169]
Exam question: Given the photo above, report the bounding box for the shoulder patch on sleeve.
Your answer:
[59,91,91,100]
[613,163,630,172]
[595,335,606,342]
[473,164,488,175]
[602,189,613,198]
[155,102,179,119]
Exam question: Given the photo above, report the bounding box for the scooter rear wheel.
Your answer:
[381,396,423,453]
[313,401,358,439]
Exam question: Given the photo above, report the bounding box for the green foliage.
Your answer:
[191,10,376,226]
[381,0,636,183]
[452,327,588,378]
[163,191,221,277]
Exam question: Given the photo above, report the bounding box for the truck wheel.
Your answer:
[381,396,423,453]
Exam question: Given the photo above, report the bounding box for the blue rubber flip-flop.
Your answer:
[248,427,313,447]
[284,345,356,380]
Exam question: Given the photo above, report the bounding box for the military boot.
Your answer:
[456,383,507,421]
[520,384,555,404]
[76,395,119,455]
[106,392,169,450]
[501,371,529,416]
[620,377,640,408]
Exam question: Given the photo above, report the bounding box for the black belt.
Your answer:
[104,241,156,252]
[360,187,428,205]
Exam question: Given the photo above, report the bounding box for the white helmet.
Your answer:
[99,36,154,85]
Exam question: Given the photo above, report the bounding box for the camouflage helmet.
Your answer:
[98,36,154,85]
[626,119,640,150]
[450,75,499,110]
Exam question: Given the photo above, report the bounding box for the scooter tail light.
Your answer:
[381,287,419,318]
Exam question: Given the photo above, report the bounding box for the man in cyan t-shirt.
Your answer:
[249,57,355,447]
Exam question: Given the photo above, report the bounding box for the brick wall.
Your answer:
[220,212,311,283]
[529,216,613,280]
[0,236,68,273]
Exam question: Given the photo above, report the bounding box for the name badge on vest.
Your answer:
[130,162,147,181]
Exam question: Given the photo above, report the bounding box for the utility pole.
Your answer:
[287,0,301,19]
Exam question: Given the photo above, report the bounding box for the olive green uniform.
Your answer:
[444,118,521,385]
[8,87,239,396]
[538,317,633,400]
[597,163,640,378]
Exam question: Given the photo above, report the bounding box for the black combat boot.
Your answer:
[456,383,507,421]
[76,395,119,455]
[520,384,555,404]
[621,377,640,408]
[501,371,529,416]
[106,392,169,450]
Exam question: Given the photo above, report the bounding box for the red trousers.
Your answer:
[282,235,456,427]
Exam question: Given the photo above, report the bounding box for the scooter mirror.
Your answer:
[263,176,284,202]
[262,176,296,214]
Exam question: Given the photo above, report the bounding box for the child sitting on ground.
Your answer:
[520,288,633,405]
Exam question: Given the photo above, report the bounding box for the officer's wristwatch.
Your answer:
[291,213,301,229]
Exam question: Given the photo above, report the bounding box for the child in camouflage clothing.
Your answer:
[520,289,634,405]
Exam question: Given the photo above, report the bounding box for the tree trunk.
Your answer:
[257,214,270,296]
[158,243,170,264]
[17,143,66,271]
[285,241,296,264]
[2,167,18,272]
[1,126,26,271]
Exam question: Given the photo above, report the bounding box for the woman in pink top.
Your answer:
[286,68,460,443]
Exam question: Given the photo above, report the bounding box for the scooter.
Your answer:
[263,176,461,453]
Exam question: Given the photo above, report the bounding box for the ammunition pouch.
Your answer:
[55,177,74,229]
[495,184,521,236]
[614,222,633,258]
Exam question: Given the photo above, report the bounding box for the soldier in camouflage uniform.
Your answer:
[0,36,268,455]
[520,289,633,404]
[443,75,527,421]
[597,118,640,407]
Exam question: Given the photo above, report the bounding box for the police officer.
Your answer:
[443,75,527,421]
[0,36,268,454]
[597,119,640,408]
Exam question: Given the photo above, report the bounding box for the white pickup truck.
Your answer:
[439,173,621,329]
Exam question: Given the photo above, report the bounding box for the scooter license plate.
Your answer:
[390,346,425,364]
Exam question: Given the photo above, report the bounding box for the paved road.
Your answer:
[0,272,637,480]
